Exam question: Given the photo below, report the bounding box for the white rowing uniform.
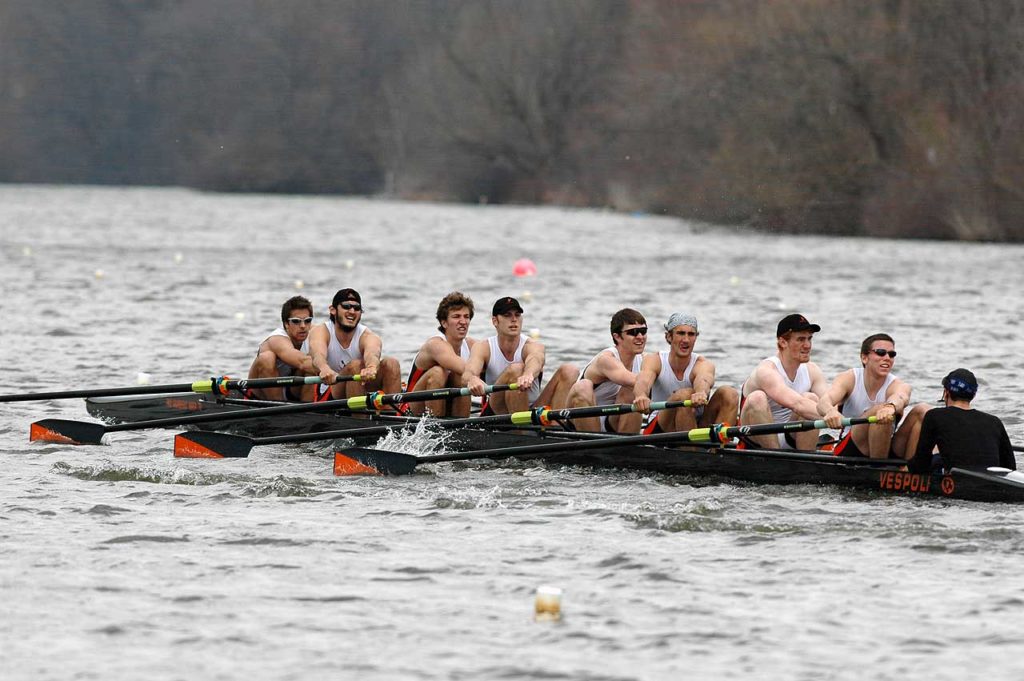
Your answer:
[648,350,704,421]
[484,334,542,403]
[258,327,310,377]
[414,332,471,365]
[839,367,897,438]
[324,321,367,372]
[579,347,643,431]
[763,356,811,424]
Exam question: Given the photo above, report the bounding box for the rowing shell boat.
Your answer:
[84,394,1024,503]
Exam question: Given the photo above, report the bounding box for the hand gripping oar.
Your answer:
[172,383,519,458]
[3,374,356,403]
[171,397,691,460]
[332,416,879,476]
[27,375,360,445]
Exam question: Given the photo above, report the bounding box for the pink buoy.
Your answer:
[513,258,537,277]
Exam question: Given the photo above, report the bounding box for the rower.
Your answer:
[739,313,830,449]
[633,312,739,434]
[463,296,578,414]
[567,308,650,433]
[818,333,929,459]
[908,368,1016,473]
[406,291,478,417]
[246,295,317,401]
[308,288,403,405]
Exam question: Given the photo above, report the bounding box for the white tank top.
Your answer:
[840,368,897,435]
[650,351,700,403]
[259,328,310,377]
[413,332,471,367]
[765,356,811,423]
[580,347,644,406]
[485,335,541,403]
[324,322,367,372]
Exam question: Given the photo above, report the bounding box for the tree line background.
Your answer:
[2,0,1023,241]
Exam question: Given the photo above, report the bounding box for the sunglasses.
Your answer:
[622,327,648,337]
[338,302,362,311]
[287,316,314,325]
[870,348,897,358]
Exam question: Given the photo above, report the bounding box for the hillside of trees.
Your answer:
[2,0,1023,241]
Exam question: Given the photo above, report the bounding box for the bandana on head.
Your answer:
[664,313,698,333]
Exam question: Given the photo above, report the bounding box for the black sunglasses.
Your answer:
[287,316,314,325]
[870,348,897,358]
[338,302,362,311]
[622,327,648,337]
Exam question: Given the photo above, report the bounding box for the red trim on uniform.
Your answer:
[406,365,428,393]
[643,414,662,435]
[831,432,864,457]
[314,384,335,403]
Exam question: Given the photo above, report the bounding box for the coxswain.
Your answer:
[908,368,1016,473]
[406,291,478,417]
[463,296,578,414]
[308,288,403,404]
[818,333,929,458]
[246,295,317,401]
[566,309,650,433]
[739,313,830,449]
[633,312,739,434]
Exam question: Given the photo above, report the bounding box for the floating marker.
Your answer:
[534,585,562,622]
[513,258,537,277]
[94,269,105,279]
[729,276,740,286]
[520,291,533,302]
[22,246,32,257]
[234,312,246,321]
[294,279,305,289]
[136,372,152,385]
[529,328,541,340]
[344,259,354,270]
[173,252,184,264]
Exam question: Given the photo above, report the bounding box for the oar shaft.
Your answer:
[417,417,873,464]
[0,375,336,403]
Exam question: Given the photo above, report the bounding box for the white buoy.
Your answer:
[94,269,105,279]
[21,246,32,257]
[294,279,305,289]
[344,259,355,270]
[520,291,534,302]
[729,276,740,286]
[173,252,184,264]
[136,372,152,385]
[534,585,562,622]
[234,312,246,321]
[529,328,541,340]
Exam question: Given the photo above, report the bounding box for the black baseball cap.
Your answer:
[332,288,361,307]
[492,296,524,316]
[941,368,978,400]
[776,313,821,337]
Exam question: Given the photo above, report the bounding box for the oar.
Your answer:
[172,383,524,458]
[332,416,879,476]
[172,398,692,459]
[1013,445,1024,453]
[31,382,516,447]
[1,374,355,403]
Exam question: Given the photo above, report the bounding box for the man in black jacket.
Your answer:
[908,368,1016,473]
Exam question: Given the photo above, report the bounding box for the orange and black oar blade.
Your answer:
[173,431,255,458]
[29,419,108,445]
[333,447,419,476]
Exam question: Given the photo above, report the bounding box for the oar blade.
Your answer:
[29,419,108,445]
[173,431,254,459]
[333,447,418,476]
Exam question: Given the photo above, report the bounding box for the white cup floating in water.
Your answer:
[535,585,562,622]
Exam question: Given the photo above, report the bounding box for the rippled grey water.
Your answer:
[2,185,1024,680]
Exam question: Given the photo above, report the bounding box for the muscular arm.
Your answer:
[359,331,384,377]
[422,337,467,375]
[594,351,639,389]
[632,354,661,411]
[689,357,716,406]
[884,380,912,413]
[518,340,546,390]
[308,325,336,381]
[756,362,820,420]
[266,336,314,373]
[462,342,489,395]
